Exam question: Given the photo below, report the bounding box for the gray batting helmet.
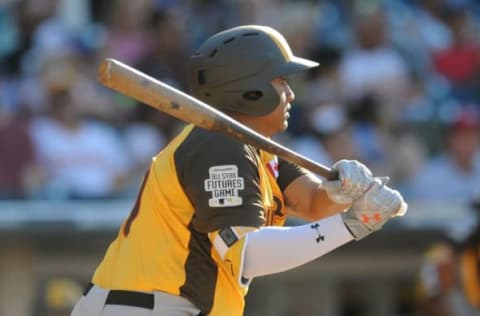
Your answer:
[187,25,319,116]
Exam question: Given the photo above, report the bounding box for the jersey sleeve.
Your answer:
[276,158,309,191]
[175,129,266,233]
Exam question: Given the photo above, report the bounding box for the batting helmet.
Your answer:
[188,25,319,116]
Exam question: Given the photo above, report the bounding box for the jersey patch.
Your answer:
[219,227,239,247]
[204,165,244,207]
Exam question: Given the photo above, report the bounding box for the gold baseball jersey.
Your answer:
[92,124,307,315]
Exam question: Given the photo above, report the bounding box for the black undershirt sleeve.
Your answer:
[276,158,309,192]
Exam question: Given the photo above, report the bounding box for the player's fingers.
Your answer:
[321,179,342,191]
[394,201,408,217]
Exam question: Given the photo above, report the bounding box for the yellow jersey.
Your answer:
[92,124,307,315]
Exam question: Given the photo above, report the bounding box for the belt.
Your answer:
[84,282,154,310]
[84,283,205,315]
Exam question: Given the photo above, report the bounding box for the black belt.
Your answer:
[84,282,154,310]
[84,283,205,315]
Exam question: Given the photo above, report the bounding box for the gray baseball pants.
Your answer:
[70,283,203,316]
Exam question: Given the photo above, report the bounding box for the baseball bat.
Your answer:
[97,58,338,180]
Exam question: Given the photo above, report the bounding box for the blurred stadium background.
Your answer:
[1,0,480,315]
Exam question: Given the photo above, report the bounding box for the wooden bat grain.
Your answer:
[98,58,338,180]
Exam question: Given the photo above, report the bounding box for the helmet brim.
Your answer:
[278,56,319,77]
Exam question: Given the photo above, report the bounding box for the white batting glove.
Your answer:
[322,159,375,204]
[342,177,407,240]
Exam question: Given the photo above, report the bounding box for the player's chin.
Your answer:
[270,122,288,136]
[271,116,289,135]
[283,113,290,128]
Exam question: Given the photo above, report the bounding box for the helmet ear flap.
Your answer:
[234,81,280,116]
[243,91,263,101]
[202,80,279,116]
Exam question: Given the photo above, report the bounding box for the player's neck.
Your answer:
[226,111,273,137]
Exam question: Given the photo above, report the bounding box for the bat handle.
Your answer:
[322,169,339,181]
[292,154,339,181]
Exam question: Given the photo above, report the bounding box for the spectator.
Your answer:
[302,45,344,110]
[413,0,454,53]
[288,45,343,136]
[187,0,235,48]
[138,8,190,89]
[338,3,410,123]
[406,106,480,203]
[29,60,133,199]
[100,0,152,66]
[0,0,57,75]
[0,107,41,198]
[121,105,168,197]
[289,104,361,167]
[347,94,391,175]
[347,94,426,186]
[432,4,480,103]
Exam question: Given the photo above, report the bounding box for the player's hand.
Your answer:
[341,177,408,240]
[322,159,375,204]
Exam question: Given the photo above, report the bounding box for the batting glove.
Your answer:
[322,159,375,204]
[342,177,408,240]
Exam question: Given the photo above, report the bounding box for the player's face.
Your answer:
[261,77,295,136]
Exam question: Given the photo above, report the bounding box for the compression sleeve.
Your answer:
[208,227,257,289]
[242,214,354,279]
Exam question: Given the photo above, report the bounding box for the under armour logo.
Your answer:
[310,223,325,243]
[361,213,382,224]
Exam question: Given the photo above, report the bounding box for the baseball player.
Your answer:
[71,25,407,316]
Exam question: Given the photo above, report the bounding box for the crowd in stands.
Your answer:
[0,0,479,211]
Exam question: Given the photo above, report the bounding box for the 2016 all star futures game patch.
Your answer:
[204,165,244,207]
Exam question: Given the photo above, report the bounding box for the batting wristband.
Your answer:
[242,214,354,279]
